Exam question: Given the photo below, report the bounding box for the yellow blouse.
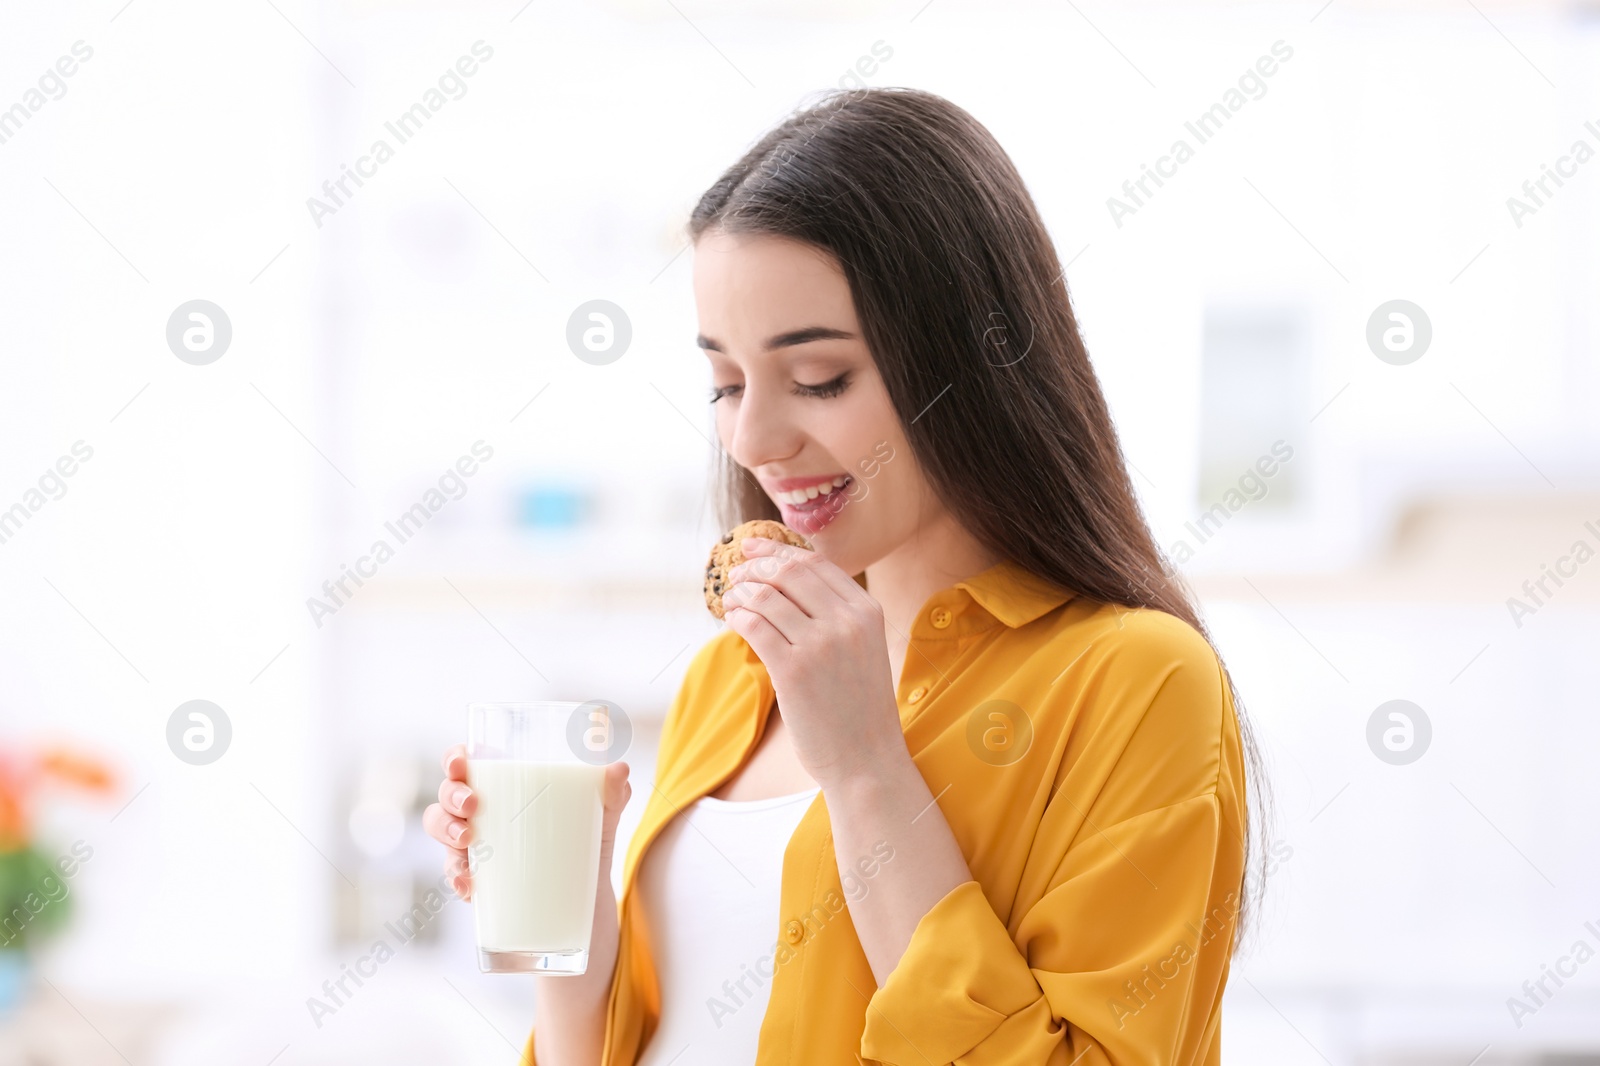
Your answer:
[521,558,1247,1066]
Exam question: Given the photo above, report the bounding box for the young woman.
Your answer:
[425,87,1268,1066]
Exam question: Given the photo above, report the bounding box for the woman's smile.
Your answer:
[764,473,855,533]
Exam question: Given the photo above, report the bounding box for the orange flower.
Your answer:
[39,748,116,794]
[0,744,119,851]
[0,752,31,853]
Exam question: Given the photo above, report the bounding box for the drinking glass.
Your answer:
[466,701,610,975]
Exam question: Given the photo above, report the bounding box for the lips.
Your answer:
[776,477,853,535]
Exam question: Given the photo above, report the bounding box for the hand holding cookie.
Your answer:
[704,520,812,620]
[708,523,904,790]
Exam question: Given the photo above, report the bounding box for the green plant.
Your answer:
[0,845,73,953]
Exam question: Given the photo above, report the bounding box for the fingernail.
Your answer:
[448,822,465,842]
[451,786,470,808]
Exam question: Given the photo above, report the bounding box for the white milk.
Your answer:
[467,759,605,954]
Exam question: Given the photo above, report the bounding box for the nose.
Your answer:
[724,377,801,475]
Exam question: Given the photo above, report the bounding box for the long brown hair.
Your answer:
[688,86,1273,948]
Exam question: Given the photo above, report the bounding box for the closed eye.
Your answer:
[709,372,852,404]
[794,372,851,399]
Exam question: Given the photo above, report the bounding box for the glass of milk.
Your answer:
[466,702,610,975]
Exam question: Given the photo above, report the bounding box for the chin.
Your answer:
[811,532,879,583]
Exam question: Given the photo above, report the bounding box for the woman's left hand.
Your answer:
[721,537,907,789]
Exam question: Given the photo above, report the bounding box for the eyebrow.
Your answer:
[696,326,856,353]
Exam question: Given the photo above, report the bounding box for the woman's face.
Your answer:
[692,228,937,575]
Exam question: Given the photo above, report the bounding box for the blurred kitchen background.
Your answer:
[1,0,1597,1062]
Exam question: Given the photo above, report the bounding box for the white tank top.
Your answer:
[633,786,822,1066]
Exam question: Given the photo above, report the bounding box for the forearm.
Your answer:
[532,881,619,1066]
[824,750,973,986]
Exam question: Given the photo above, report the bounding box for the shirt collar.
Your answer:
[731,558,1075,675]
[723,557,1075,768]
[955,558,1076,628]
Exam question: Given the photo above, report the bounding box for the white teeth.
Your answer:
[777,476,849,505]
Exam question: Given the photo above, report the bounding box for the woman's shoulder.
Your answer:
[1033,600,1235,771]
[1045,600,1223,677]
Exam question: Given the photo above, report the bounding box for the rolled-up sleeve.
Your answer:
[861,794,1235,1065]
[860,623,1245,1066]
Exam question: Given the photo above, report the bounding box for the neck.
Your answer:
[864,512,1003,644]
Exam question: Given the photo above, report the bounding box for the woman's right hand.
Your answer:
[422,744,633,905]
